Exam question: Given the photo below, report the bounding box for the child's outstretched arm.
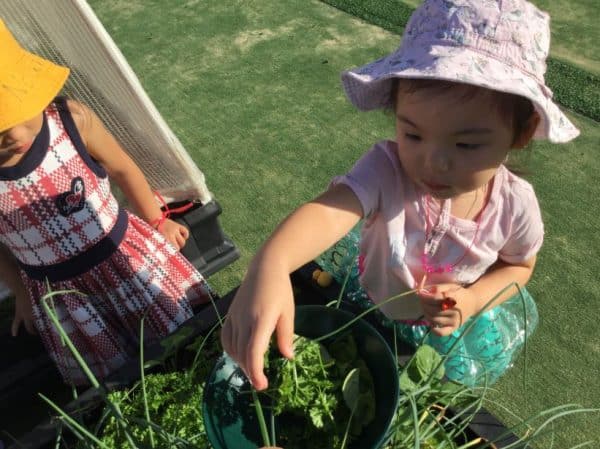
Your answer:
[67,100,189,249]
[221,183,363,390]
[419,256,537,336]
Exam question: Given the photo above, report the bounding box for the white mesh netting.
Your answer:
[0,0,213,299]
[1,0,211,203]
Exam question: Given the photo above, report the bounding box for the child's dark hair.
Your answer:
[390,78,536,146]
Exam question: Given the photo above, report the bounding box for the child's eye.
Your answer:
[456,142,482,150]
[405,133,421,141]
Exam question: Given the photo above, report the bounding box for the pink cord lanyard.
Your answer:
[421,195,480,275]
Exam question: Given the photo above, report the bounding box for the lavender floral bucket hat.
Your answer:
[341,0,579,143]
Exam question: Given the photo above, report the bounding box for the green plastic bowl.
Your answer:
[202,305,399,449]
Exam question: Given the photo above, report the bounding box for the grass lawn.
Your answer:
[34,0,600,446]
[88,0,598,447]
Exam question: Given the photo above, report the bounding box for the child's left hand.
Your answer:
[417,283,478,336]
[158,218,190,250]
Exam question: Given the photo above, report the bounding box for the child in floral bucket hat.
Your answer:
[221,0,580,389]
[341,0,578,143]
[0,18,213,385]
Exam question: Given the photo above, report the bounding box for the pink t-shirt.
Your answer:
[334,140,544,320]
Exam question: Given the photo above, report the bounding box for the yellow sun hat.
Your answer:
[0,18,70,132]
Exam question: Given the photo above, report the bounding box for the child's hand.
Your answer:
[221,261,295,391]
[11,290,36,336]
[158,218,190,250]
[417,283,478,336]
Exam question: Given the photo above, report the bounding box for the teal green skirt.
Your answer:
[317,225,538,387]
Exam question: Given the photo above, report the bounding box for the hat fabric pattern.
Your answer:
[0,18,69,132]
[341,0,579,143]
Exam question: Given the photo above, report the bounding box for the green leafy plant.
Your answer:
[35,286,223,449]
[257,334,376,449]
[29,279,598,449]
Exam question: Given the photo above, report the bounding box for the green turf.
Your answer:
[65,0,600,446]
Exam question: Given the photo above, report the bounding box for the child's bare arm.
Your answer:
[468,256,536,309]
[67,100,189,249]
[221,183,363,390]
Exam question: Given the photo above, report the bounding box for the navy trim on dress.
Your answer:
[0,113,50,180]
[18,208,129,282]
[54,97,108,179]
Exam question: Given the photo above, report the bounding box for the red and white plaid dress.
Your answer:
[0,99,212,385]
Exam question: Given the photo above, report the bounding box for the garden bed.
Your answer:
[4,262,525,449]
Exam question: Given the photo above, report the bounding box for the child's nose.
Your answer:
[2,126,25,145]
[427,146,451,173]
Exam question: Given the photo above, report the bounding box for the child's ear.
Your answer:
[512,112,541,149]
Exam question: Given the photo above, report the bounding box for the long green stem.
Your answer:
[270,411,277,448]
[40,287,138,448]
[479,405,598,449]
[339,407,355,449]
[408,394,420,449]
[314,289,417,343]
[252,388,271,447]
[39,393,110,449]
[422,281,523,387]
[53,426,63,449]
[189,321,222,373]
[207,289,224,328]
[139,316,156,448]
[40,290,100,388]
[335,257,355,309]
[456,437,484,449]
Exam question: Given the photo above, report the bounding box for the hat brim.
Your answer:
[341,45,579,143]
[0,46,69,132]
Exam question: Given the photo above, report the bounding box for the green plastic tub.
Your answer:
[202,304,399,449]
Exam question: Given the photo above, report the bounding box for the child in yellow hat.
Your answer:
[0,19,213,385]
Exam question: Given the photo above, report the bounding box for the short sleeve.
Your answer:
[331,141,402,219]
[498,182,544,264]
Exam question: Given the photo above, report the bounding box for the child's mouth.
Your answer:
[11,141,33,154]
[423,180,450,192]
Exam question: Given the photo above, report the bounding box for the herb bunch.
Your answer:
[262,333,375,449]
[90,331,223,449]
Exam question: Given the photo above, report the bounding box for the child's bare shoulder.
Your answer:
[64,99,91,125]
[63,99,97,142]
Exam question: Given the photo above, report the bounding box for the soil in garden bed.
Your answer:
[0,330,70,445]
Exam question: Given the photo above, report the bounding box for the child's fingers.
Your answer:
[24,318,36,335]
[423,307,455,323]
[179,225,189,240]
[175,232,186,250]
[168,235,181,250]
[430,322,455,336]
[222,316,251,381]
[220,318,236,359]
[417,286,442,300]
[10,317,21,337]
[275,308,295,360]
[246,321,275,391]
